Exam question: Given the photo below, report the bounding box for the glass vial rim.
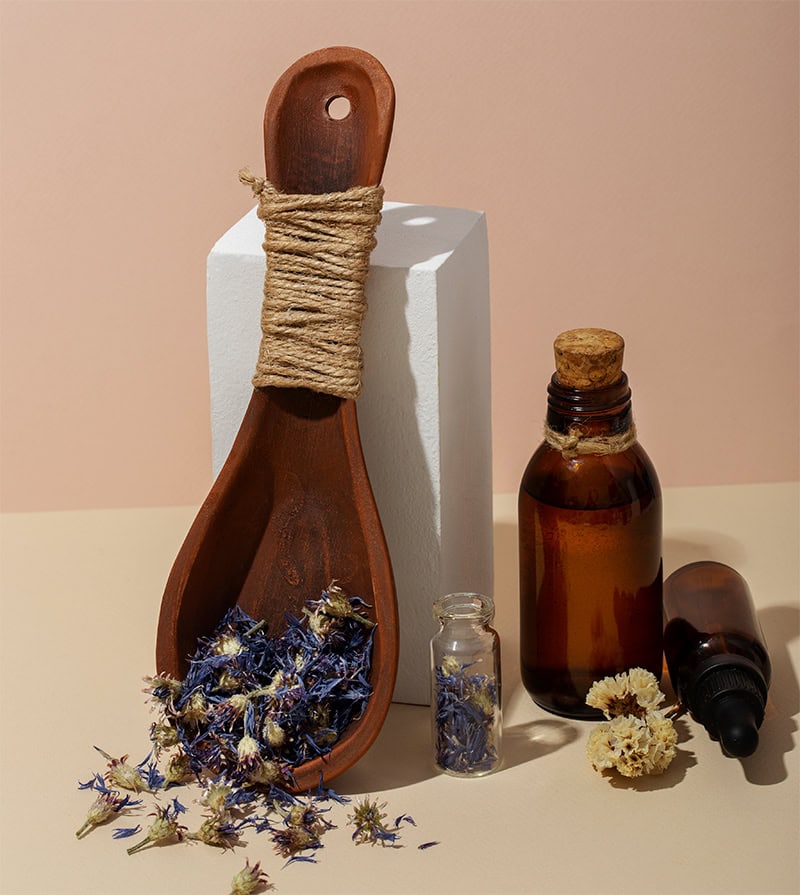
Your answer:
[433,592,495,624]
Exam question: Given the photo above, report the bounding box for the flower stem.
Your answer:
[75,820,93,838]
[126,837,151,856]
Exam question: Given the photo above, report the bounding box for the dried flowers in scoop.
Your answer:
[146,584,375,784]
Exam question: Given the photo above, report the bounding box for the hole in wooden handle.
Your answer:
[326,95,351,120]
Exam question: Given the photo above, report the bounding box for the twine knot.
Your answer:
[544,423,638,459]
[239,168,385,400]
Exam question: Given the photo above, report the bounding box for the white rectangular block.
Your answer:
[207,201,493,705]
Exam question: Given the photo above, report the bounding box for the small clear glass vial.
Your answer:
[431,593,502,776]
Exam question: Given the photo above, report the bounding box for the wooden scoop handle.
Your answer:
[263,46,394,193]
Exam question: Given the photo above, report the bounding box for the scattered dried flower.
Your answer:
[188,816,241,850]
[348,797,409,848]
[268,799,335,862]
[143,674,183,712]
[149,722,179,751]
[200,781,234,816]
[126,798,187,855]
[164,750,192,787]
[94,747,163,793]
[230,858,271,895]
[75,790,141,838]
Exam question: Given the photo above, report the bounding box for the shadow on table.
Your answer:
[737,604,799,786]
[500,717,580,772]
[334,703,438,795]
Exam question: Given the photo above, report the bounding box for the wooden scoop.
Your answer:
[156,47,398,791]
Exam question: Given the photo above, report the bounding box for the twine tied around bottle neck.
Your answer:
[543,422,638,459]
[239,168,385,400]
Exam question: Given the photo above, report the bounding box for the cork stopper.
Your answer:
[553,328,624,389]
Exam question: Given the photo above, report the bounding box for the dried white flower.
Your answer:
[586,667,663,720]
[626,667,666,714]
[644,709,678,774]
[586,714,653,777]
[586,669,678,778]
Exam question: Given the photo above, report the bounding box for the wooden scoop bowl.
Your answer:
[156,47,398,791]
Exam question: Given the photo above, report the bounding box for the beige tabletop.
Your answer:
[1,482,798,895]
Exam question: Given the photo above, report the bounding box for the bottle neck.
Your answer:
[546,373,633,438]
[433,593,494,629]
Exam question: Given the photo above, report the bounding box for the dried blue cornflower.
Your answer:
[94,747,163,793]
[188,816,241,850]
[235,735,262,774]
[262,718,286,749]
[270,825,319,861]
[178,689,209,724]
[304,582,375,639]
[213,632,245,657]
[434,658,499,775]
[348,797,408,848]
[149,721,179,752]
[269,799,334,861]
[126,798,187,855]
[234,735,285,787]
[222,784,262,813]
[230,858,271,895]
[75,791,142,838]
[143,674,183,710]
[163,750,192,787]
[199,780,234,815]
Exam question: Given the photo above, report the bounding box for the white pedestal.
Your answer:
[207,201,493,704]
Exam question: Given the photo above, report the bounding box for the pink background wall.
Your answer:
[1,1,797,512]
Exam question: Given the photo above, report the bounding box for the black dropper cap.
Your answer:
[708,694,760,757]
[692,662,767,758]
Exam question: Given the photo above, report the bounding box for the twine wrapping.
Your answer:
[544,423,638,459]
[240,169,385,400]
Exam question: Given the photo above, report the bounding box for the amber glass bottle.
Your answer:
[519,329,662,719]
[663,562,770,757]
